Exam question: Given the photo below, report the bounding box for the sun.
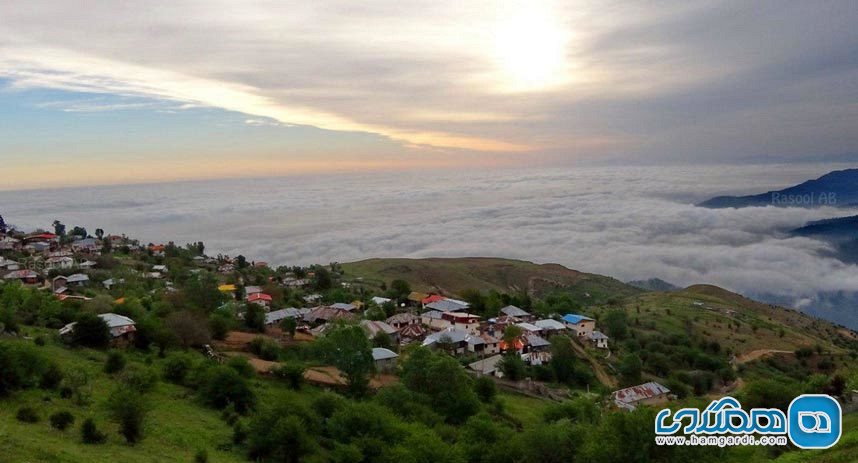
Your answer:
[493,5,569,92]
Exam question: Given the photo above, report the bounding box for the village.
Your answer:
[0,216,673,412]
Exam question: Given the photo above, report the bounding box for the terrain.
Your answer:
[698,168,858,208]
[791,214,858,264]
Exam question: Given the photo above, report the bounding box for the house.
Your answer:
[424,299,469,313]
[612,382,671,410]
[398,324,427,344]
[534,319,567,337]
[371,296,392,306]
[478,333,501,355]
[0,257,19,271]
[441,312,481,334]
[422,328,494,356]
[386,312,420,330]
[4,270,40,285]
[78,260,97,270]
[588,330,609,349]
[244,286,263,297]
[515,322,542,334]
[468,354,505,378]
[329,302,357,312]
[46,256,74,271]
[71,238,100,253]
[421,310,448,330]
[500,305,532,320]
[0,236,20,251]
[247,293,273,308]
[360,320,400,343]
[421,294,446,305]
[152,264,168,273]
[59,313,137,346]
[303,306,356,325]
[218,284,237,294]
[102,278,124,290]
[372,347,399,374]
[407,291,430,305]
[149,244,166,257]
[523,335,552,365]
[562,314,596,338]
[265,307,302,325]
[52,275,69,293]
[66,273,89,287]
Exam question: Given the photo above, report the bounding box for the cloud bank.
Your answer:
[2,163,857,326]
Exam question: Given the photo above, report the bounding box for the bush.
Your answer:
[162,353,194,384]
[81,418,107,444]
[34,335,46,346]
[104,350,126,374]
[0,343,54,395]
[473,376,497,403]
[16,406,39,423]
[50,411,75,430]
[232,421,248,445]
[194,449,208,463]
[248,337,279,361]
[198,366,255,413]
[40,362,64,390]
[226,356,256,378]
[119,364,158,393]
[108,387,148,444]
[272,363,305,390]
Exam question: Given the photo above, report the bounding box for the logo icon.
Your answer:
[788,395,841,449]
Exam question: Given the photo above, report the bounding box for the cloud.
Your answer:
[1,1,856,162]
[3,163,858,327]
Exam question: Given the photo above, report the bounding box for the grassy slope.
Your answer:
[0,333,245,463]
[620,286,851,355]
[342,257,642,301]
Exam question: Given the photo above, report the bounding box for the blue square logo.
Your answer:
[788,394,842,449]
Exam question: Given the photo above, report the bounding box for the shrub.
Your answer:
[162,353,193,384]
[16,406,39,423]
[108,387,148,444]
[40,362,64,390]
[81,418,107,444]
[198,366,255,413]
[50,411,75,430]
[226,356,256,378]
[34,335,46,346]
[248,337,279,361]
[232,421,248,445]
[473,376,497,403]
[0,343,54,395]
[104,350,127,374]
[194,449,208,463]
[119,364,158,393]
[272,363,305,390]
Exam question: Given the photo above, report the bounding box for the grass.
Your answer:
[0,333,246,463]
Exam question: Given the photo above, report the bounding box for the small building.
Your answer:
[441,312,481,334]
[372,347,399,374]
[371,296,392,306]
[46,256,74,271]
[4,270,40,285]
[218,284,237,294]
[59,313,137,346]
[468,354,505,378]
[152,264,168,273]
[562,314,596,338]
[244,286,263,297]
[360,320,400,343]
[398,324,427,344]
[71,238,101,253]
[612,382,671,410]
[500,305,532,320]
[588,330,609,349]
[424,299,469,313]
[329,302,357,312]
[515,322,542,334]
[407,291,430,305]
[265,307,302,325]
[247,293,273,308]
[66,273,89,287]
[534,319,567,336]
[386,312,420,330]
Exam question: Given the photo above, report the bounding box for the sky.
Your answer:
[1,1,857,189]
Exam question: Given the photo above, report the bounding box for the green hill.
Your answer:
[341,257,643,303]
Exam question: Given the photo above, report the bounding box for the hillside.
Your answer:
[790,215,858,264]
[341,257,643,302]
[698,168,858,208]
[626,277,680,292]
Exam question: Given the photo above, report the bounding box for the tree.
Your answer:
[603,310,629,340]
[95,228,104,240]
[53,220,66,237]
[0,214,6,234]
[198,366,255,413]
[235,255,248,269]
[107,387,148,444]
[502,325,524,349]
[184,273,223,312]
[318,325,374,396]
[80,418,107,444]
[50,411,75,430]
[280,316,297,337]
[389,279,411,300]
[71,313,110,348]
[313,267,333,291]
[499,354,527,381]
[618,353,642,385]
[549,335,577,384]
[70,226,87,238]
[104,350,126,374]
[473,376,497,403]
[401,348,479,424]
[248,405,319,463]
[166,311,211,349]
[243,304,266,333]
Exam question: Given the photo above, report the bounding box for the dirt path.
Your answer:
[735,349,793,364]
[570,338,617,388]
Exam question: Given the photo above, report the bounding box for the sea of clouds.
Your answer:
[2,163,857,327]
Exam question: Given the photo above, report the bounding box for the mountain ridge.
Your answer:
[698,168,858,208]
